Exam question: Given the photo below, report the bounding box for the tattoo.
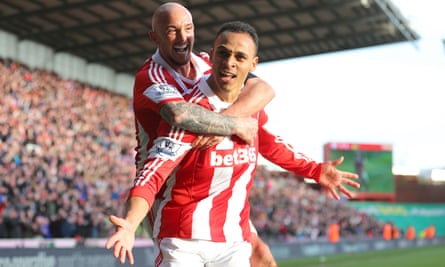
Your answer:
[160,102,236,136]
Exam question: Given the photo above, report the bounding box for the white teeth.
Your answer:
[221,71,235,78]
[174,44,187,51]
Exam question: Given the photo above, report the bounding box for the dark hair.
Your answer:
[215,21,259,54]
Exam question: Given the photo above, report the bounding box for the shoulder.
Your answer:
[196,52,211,64]
[133,58,178,99]
[135,57,173,83]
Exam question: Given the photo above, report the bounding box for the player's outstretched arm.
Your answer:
[105,196,149,265]
[257,124,359,200]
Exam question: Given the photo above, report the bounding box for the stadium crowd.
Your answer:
[0,58,134,239]
[250,166,384,242]
[0,58,385,242]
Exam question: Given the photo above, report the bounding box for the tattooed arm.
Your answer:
[184,75,275,148]
[159,75,274,146]
[160,101,258,145]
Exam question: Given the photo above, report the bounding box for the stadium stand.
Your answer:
[0,58,135,239]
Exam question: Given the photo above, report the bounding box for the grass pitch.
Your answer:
[276,244,445,267]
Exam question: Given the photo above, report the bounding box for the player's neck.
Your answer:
[206,76,241,103]
[175,60,197,80]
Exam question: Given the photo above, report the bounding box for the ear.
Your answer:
[250,56,258,72]
[149,31,157,42]
[209,48,214,61]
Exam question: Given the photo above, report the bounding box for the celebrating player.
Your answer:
[106,20,360,266]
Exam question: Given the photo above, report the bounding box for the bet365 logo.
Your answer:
[210,147,257,167]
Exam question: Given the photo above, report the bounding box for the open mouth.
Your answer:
[220,70,236,80]
[174,44,189,54]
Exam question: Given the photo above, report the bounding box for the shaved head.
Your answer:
[149,2,195,74]
[152,2,193,31]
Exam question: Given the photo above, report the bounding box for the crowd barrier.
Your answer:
[0,239,153,267]
[0,237,443,266]
[269,236,445,260]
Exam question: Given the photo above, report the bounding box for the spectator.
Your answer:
[0,215,8,238]
[382,222,392,241]
[406,225,416,240]
[425,225,436,239]
[328,222,340,243]
[3,208,23,238]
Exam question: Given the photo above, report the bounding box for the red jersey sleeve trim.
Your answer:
[258,110,322,182]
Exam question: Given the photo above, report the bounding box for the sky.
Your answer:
[254,0,445,172]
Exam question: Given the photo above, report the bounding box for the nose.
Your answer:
[223,54,236,68]
[177,29,187,42]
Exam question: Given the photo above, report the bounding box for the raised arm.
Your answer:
[160,75,276,143]
[191,76,275,148]
[160,101,257,145]
[223,76,275,116]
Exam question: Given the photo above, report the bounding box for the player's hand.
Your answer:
[192,135,224,149]
[105,215,136,265]
[318,156,360,200]
[233,117,258,145]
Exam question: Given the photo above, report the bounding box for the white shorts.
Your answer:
[154,238,252,267]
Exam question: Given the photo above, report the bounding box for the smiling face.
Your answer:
[150,3,195,69]
[208,31,258,102]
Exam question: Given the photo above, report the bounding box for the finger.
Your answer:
[198,136,223,150]
[342,179,361,189]
[329,187,340,200]
[332,156,344,166]
[204,139,219,149]
[109,215,124,227]
[338,184,353,199]
[341,171,359,179]
[105,235,117,249]
[207,139,220,147]
[114,241,122,259]
[128,250,135,265]
[191,136,203,148]
[193,142,204,150]
[120,246,127,264]
[198,141,211,150]
[200,137,212,146]
[197,137,214,150]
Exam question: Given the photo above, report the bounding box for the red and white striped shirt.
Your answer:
[132,49,212,173]
[129,76,322,242]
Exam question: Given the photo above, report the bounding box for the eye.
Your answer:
[185,24,194,33]
[217,50,230,58]
[166,27,177,36]
[235,53,248,61]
